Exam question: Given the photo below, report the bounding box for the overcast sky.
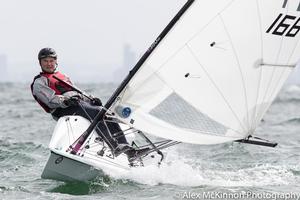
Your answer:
[0,0,184,82]
[0,0,299,84]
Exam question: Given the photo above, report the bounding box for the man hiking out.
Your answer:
[31,47,136,158]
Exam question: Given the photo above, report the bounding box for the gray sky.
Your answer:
[0,0,184,83]
[0,0,299,84]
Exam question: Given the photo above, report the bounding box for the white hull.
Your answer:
[42,116,161,182]
[42,151,103,182]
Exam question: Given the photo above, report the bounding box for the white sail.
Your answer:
[110,0,300,144]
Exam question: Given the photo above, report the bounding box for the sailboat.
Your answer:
[42,0,300,182]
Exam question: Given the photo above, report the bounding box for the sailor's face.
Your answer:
[40,57,57,73]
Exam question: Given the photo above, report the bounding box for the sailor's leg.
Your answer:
[93,120,133,156]
[105,119,128,144]
[76,102,133,156]
[76,101,120,150]
[53,101,133,156]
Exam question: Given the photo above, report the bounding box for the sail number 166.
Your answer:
[266,13,300,37]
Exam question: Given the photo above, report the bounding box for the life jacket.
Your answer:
[41,71,74,95]
[30,71,74,113]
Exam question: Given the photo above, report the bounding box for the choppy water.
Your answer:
[0,82,299,200]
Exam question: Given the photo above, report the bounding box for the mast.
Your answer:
[106,0,195,110]
[71,0,195,153]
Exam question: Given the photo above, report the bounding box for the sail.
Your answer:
[110,0,300,144]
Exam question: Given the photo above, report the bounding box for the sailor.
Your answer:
[31,47,134,157]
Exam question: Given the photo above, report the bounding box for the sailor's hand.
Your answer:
[91,97,102,106]
[63,96,80,107]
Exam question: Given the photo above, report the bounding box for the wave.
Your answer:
[0,140,48,169]
[285,84,300,93]
[275,97,300,104]
[275,117,300,126]
[106,155,297,187]
[274,85,300,103]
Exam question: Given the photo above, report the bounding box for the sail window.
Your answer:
[149,92,228,135]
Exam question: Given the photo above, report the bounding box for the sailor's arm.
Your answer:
[32,76,68,109]
[57,74,89,101]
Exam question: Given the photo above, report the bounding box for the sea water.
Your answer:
[0,82,299,200]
